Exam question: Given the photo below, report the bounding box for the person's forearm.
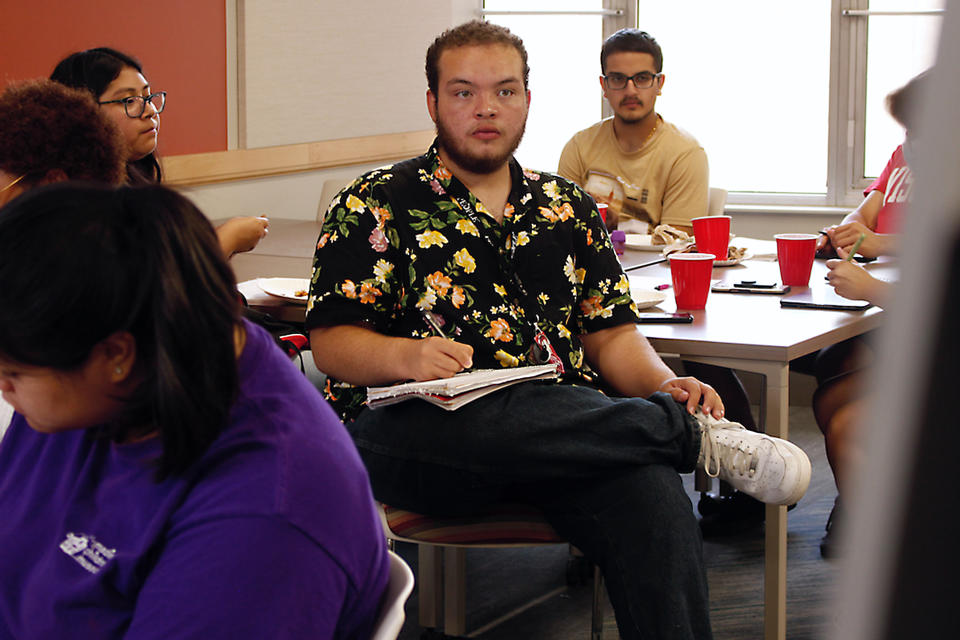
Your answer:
[582,324,676,397]
[310,325,417,386]
[216,226,238,257]
[842,190,883,229]
[216,216,269,258]
[310,324,474,385]
[865,279,892,307]
[840,210,866,227]
[876,233,897,256]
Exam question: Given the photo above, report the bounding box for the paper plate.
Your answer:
[623,234,663,252]
[257,277,310,304]
[630,287,667,310]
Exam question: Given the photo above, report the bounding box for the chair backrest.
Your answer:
[707,187,728,217]
[368,550,415,640]
[317,177,355,224]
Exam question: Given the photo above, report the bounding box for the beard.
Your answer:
[435,115,526,175]
[614,99,654,125]
[617,114,647,125]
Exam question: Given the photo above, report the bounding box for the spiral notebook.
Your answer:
[366,364,560,411]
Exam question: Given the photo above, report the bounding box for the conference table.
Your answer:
[233,220,894,640]
[620,238,892,640]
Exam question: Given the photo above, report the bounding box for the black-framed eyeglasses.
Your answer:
[603,72,662,90]
[98,91,166,118]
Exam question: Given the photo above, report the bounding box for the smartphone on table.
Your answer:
[636,312,694,323]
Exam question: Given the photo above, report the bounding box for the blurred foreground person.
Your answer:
[0,184,387,639]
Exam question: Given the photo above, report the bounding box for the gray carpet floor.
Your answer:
[392,404,841,640]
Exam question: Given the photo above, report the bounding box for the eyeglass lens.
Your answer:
[124,93,165,117]
[606,73,657,90]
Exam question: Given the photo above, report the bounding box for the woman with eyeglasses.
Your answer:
[51,47,269,257]
[0,183,389,639]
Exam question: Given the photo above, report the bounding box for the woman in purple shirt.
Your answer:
[0,183,388,639]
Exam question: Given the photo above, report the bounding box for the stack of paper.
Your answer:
[367,364,560,411]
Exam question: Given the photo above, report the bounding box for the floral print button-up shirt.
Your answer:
[306,142,642,421]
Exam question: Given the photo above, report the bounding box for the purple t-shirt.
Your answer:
[0,320,388,639]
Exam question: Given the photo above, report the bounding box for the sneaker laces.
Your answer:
[699,413,751,479]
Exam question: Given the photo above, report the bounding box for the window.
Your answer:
[863,1,942,177]
[483,0,607,173]
[485,1,944,208]
[637,1,832,198]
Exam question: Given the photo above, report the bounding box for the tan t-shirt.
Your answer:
[558,116,709,231]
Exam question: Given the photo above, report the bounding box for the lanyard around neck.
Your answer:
[450,193,537,312]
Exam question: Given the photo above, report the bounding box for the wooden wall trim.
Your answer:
[162,129,435,186]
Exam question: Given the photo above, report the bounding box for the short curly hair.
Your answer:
[425,20,529,95]
[0,79,125,187]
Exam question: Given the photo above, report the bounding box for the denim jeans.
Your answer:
[349,382,713,640]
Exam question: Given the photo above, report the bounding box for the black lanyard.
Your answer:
[451,194,537,318]
[450,193,565,373]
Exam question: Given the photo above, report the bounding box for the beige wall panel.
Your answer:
[241,0,457,147]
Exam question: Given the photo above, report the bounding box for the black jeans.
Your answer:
[349,382,713,640]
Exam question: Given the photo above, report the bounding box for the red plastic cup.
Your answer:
[692,215,731,263]
[668,252,715,309]
[775,233,818,286]
[597,203,608,224]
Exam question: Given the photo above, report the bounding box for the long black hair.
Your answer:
[0,183,240,478]
[51,47,163,185]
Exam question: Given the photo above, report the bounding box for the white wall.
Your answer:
[240,0,443,148]
[179,161,385,222]
[180,0,481,222]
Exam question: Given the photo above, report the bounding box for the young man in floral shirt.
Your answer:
[307,20,810,640]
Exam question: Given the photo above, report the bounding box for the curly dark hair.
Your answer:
[0,79,125,187]
[425,20,529,95]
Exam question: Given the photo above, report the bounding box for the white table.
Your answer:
[229,218,318,322]
[623,239,893,640]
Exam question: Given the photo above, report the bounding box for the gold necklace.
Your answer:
[641,118,659,147]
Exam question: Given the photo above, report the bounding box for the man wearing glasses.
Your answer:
[558,29,707,234]
[560,30,769,531]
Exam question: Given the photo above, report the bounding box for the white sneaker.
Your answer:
[695,410,811,506]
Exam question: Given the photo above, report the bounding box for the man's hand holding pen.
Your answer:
[413,310,473,380]
[402,336,474,381]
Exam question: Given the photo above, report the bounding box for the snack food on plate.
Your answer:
[651,224,693,246]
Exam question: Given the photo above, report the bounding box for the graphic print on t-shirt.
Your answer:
[59,532,116,574]
[583,170,651,228]
[882,166,912,206]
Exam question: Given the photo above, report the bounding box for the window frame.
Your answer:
[481,0,940,210]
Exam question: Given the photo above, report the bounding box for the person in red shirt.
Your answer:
[818,71,927,259]
[811,71,927,558]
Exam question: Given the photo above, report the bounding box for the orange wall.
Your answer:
[0,1,227,156]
